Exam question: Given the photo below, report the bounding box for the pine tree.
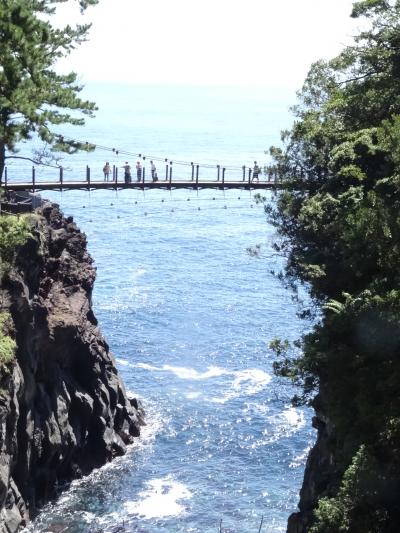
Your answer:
[0,0,99,179]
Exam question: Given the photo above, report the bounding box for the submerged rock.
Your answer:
[0,202,144,531]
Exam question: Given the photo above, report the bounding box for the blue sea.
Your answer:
[19,83,315,533]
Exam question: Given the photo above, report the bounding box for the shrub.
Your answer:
[0,214,31,275]
[0,312,16,365]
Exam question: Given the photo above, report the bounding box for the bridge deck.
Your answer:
[2,180,278,192]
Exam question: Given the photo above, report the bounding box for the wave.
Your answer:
[135,363,228,380]
[133,362,271,403]
[263,406,306,444]
[210,368,271,404]
[22,398,166,532]
[124,476,192,519]
[283,406,305,428]
[116,357,130,366]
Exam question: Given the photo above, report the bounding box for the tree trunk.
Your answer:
[0,140,5,186]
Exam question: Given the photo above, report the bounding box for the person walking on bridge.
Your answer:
[136,161,142,182]
[150,161,157,181]
[252,161,260,183]
[103,162,111,181]
[122,162,132,184]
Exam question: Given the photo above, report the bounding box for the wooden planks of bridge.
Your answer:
[3,179,279,192]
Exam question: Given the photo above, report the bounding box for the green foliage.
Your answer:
[0,0,99,176]
[0,334,16,364]
[0,214,31,273]
[267,1,400,530]
[311,445,397,533]
[0,312,15,364]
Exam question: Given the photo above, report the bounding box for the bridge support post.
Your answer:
[169,161,173,187]
[165,158,168,181]
[217,165,220,181]
[59,166,63,186]
[32,166,36,192]
[86,165,91,188]
[113,165,115,181]
[196,165,199,183]
[248,168,252,186]
[242,165,246,181]
[115,167,118,186]
[222,167,226,186]
[191,162,194,181]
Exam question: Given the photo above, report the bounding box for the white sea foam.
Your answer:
[136,362,159,371]
[210,368,271,404]
[124,393,165,447]
[263,406,307,444]
[124,477,192,519]
[232,368,271,393]
[162,365,227,380]
[135,362,271,403]
[135,363,228,379]
[283,406,306,429]
[116,357,130,366]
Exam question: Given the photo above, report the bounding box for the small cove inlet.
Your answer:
[26,187,315,533]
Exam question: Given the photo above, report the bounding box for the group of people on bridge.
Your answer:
[102,161,158,183]
[102,160,262,183]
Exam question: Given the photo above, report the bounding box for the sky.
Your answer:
[54,0,361,90]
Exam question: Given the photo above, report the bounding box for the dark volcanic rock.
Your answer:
[287,394,342,533]
[0,203,144,531]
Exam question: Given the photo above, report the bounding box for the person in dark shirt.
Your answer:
[252,161,260,182]
[136,161,142,182]
[122,162,132,184]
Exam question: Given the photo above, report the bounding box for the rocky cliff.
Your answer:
[286,373,400,532]
[287,394,340,533]
[0,202,144,532]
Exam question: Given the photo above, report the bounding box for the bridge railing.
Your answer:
[1,161,282,188]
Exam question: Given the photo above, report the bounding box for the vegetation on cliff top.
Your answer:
[0,311,15,364]
[0,0,98,179]
[0,212,32,366]
[0,0,100,364]
[267,0,400,530]
[0,213,31,274]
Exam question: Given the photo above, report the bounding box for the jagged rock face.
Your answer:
[286,392,343,533]
[0,203,144,532]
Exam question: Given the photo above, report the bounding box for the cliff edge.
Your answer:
[0,202,144,532]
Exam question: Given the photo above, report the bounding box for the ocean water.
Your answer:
[6,83,295,182]
[20,84,315,533]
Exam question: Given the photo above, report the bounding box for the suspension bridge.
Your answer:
[0,164,279,192]
[1,138,284,193]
